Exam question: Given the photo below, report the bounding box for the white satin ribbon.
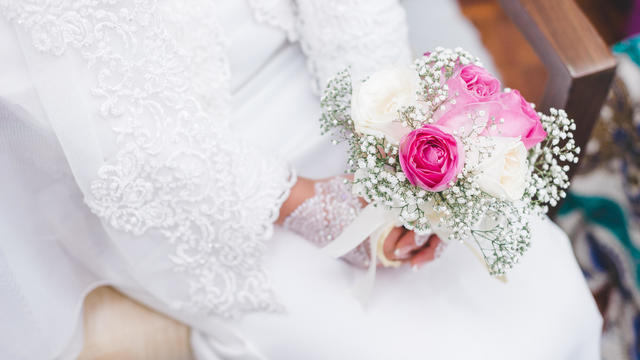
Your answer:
[322,204,507,304]
[322,204,398,257]
[322,204,400,303]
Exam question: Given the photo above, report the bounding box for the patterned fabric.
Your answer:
[557,35,640,360]
[559,195,640,360]
[614,36,640,67]
[583,40,640,219]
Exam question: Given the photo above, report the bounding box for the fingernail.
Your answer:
[394,249,402,257]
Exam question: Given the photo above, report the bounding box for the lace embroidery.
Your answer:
[248,0,412,94]
[1,0,295,318]
[295,0,412,93]
[248,0,299,41]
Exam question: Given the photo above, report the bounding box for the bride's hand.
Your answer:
[278,176,443,269]
[381,229,442,270]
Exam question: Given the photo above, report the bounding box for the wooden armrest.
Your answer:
[498,0,617,155]
[498,0,617,213]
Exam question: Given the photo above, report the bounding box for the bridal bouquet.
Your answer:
[320,47,580,277]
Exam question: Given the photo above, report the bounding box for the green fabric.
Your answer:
[559,192,640,281]
[613,34,640,67]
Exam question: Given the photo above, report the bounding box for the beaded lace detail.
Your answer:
[284,178,370,267]
[0,0,295,318]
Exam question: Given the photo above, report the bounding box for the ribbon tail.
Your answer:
[352,223,396,305]
[353,227,380,305]
[322,204,401,305]
[322,204,394,258]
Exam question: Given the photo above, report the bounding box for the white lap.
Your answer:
[236,216,601,360]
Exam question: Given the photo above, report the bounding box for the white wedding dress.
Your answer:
[0,0,601,359]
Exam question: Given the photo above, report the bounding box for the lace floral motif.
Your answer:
[1,0,295,318]
[248,0,298,41]
[295,0,412,93]
[248,0,412,94]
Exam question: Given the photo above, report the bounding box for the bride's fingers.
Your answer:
[393,232,419,259]
[382,227,405,261]
[410,235,442,269]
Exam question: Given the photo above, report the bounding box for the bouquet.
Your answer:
[320,47,580,277]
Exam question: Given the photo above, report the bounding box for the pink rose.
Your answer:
[480,90,547,149]
[434,102,501,137]
[447,64,501,106]
[399,125,465,192]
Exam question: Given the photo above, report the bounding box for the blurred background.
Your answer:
[458,0,639,358]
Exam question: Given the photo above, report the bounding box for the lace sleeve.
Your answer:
[0,0,295,318]
[295,0,413,92]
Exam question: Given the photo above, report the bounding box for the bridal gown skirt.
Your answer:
[234,219,601,360]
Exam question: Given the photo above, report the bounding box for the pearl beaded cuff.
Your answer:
[283,178,371,267]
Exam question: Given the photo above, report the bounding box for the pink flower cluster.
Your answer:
[399,64,547,192]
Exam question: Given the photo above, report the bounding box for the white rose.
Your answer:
[475,137,528,201]
[351,66,420,144]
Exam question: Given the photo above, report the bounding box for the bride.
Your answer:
[0,0,601,359]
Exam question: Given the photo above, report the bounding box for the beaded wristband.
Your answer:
[283,177,371,267]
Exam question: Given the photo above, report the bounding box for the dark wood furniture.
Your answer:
[498,0,618,213]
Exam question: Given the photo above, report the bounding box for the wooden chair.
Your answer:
[78,1,617,358]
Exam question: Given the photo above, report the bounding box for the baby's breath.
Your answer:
[526,108,579,213]
[320,68,355,140]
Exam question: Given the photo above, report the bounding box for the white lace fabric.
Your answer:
[0,0,410,318]
[295,0,412,92]
[249,0,412,92]
[248,0,298,41]
[0,0,297,318]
